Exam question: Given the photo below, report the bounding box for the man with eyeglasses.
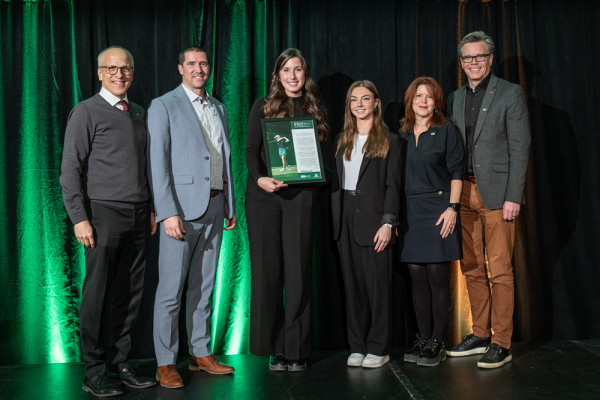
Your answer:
[446,31,530,369]
[60,46,157,396]
[147,46,236,389]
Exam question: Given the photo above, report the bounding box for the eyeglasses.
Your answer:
[460,54,490,63]
[99,65,134,75]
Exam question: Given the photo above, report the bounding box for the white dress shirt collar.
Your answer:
[99,87,129,107]
[181,83,210,104]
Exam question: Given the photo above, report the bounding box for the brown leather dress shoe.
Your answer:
[156,365,184,389]
[189,355,235,374]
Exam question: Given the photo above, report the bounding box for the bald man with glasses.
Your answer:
[61,46,157,397]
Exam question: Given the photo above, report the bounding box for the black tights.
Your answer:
[407,262,450,342]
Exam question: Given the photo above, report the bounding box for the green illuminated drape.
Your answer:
[0,0,294,364]
[1,0,83,364]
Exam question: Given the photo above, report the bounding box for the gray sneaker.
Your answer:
[446,334,491,357]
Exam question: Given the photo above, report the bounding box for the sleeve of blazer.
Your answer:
[504,85,531,204]
[219,102,236,218]
[447,91,455,119]
[381,134,402,226]
[147,97,179,223]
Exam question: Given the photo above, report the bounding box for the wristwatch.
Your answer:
[447,203,461,212]
[383,223,393,229]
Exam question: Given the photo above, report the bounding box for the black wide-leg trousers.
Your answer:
[247,189,316,360]
[338,194,392,356]
[80,202,149,378]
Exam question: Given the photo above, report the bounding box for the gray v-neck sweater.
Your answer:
[60,94,150,225]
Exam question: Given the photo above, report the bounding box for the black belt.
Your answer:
[343,189,362,196]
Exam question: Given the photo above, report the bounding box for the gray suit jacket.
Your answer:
[448,75,530,209]
[147,84,235,222]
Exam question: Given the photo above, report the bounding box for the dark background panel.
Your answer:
[0,0,599,364]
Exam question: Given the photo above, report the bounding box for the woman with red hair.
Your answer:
[399,76,464,367]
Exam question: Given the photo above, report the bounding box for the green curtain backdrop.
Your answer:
[1,0,84,364]
[0,0,283,364]
[1,0,600,366]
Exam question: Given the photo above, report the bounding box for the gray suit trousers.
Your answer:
[153,193,225,366]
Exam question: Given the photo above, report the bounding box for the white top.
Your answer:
[182,84,224,190]
[342,134,368,190]
[99,87,128,109]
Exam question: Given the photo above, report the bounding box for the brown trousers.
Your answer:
[460,180,515,349]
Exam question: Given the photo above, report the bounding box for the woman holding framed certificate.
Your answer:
[331,80,402,369]
[245,48,331,372]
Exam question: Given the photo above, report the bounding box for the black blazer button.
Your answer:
[355,209,361,214]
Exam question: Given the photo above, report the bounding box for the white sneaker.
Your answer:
[280,168,285,171]
[362,354,390,368]
[347,353,365,367]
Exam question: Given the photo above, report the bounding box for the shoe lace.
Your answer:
[486,343,502,355]
[462,334,476,342]
[423,340,441,352]
[410,335,429,351]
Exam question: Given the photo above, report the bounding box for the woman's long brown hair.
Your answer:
[337,80,389,160]
[264,48,328,141]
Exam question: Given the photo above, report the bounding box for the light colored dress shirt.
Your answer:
[182,84,224,191]
[343,134,368,190]
[99,87,129,110]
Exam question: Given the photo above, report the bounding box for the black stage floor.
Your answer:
[2,340,599,399]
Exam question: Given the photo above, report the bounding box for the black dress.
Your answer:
[399,121,465,263]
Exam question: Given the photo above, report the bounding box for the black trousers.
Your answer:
[338,193,392,356]
[246,189,316,360]
[80,201,149,378]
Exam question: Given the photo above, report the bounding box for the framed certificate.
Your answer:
[261,116,325,184]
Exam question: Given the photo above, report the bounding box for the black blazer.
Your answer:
[331,133,403,246]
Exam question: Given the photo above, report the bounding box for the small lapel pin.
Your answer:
[431,132,436,135]
[482,108,487,112]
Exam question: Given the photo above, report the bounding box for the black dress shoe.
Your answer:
[269,354,287,371]
[287,359,307,372]
[82,375,124,397]
[119,367,157,388]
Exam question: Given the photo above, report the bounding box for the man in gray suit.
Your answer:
[148,46,236,388]
[446,31,530,369]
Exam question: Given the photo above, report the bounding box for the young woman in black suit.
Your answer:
[331,80,402,369]
[245,48,331,372]
[399,76,465,367]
